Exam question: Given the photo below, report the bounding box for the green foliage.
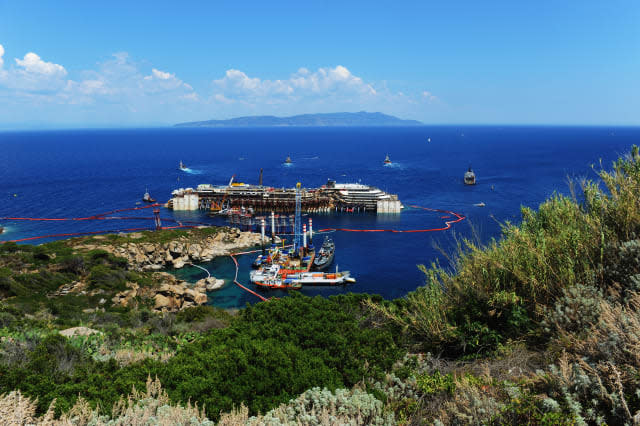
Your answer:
[160,293,401,419]
[175,304,231,324]
[417,371,484,397]
[82,227,221,246]
[495,383,577,425]
[87,265,127,291]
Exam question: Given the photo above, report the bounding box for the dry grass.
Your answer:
[0,376,211,425]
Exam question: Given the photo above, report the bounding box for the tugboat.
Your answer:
[179,160,188,171]
[284,155,292,165]
[142,188,156,203]
[312,237,335,271]
[384,154,392,165]
[464,166,476,185]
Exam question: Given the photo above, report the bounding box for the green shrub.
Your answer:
[250,387,394,425]
[87,265,126,291]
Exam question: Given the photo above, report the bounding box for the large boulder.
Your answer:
[188,243,202,259]
[142,243,156,254]
[154,294,182,311]
[183,288,208,305]
[168,241,184,256]
[197,276,225,291]
[60,327,101,338]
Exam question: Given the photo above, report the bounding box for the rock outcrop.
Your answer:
[196,276,225,291]
[74,227,262,271]
[111,272,209,313]
[59,327,102,338]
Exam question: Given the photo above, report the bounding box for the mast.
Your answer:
[293,182,302,255]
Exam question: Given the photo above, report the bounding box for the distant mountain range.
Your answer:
[174,112,423,127]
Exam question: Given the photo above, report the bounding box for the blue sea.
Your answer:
[0,126,638,308]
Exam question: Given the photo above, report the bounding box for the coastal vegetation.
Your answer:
[2,146,640,424]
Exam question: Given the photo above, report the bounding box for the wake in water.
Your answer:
[181,168,203,175]
[383,162,405,170]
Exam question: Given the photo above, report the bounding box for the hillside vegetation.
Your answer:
[2,146,640,424]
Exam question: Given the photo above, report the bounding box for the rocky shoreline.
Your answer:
[111,272,211,313]
[73,227,263,271]
[66,226,264,312]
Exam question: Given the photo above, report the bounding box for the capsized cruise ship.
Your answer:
[168,178,402,214]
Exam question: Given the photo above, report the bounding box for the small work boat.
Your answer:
[250,265,302,290]
[384,154,392,165]
[142,189,156,203]
[464,166,476,185]
[281,269,353,286]
[179,160,188,171]
[284,155,292,164]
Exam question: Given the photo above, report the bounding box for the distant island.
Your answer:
[175,111,423,127]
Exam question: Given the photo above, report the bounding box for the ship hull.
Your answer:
[312,250,334,271]
[254,281,302,290]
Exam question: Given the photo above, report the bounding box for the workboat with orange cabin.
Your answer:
[250,264,303,290]
[281,267,354,286]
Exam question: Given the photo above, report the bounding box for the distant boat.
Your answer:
[285,155,292,164]
[142,188,156,203]
[427,137,431,143]
[464,166,476,185]
[179,160,188,171]
[384,154,392,165]
[474,202,485,207]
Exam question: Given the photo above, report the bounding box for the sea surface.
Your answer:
[1,126,638,308]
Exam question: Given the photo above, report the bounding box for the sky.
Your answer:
[0,0,638,128]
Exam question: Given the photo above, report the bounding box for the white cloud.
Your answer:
[15,52,67,77]
[141,67,191,94]
[0,44,434,125]
[422,91,437,102]
[212,65,377,103]
[145,68,172,81]
[0,50,68,92]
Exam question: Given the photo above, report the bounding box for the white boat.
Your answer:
[281,265,353,286]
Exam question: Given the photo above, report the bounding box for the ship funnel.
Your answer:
[303,223,307,249]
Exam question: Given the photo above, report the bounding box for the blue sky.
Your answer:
[0,0,638,128]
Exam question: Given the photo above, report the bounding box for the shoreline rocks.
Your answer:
[74,227,262,271]
[197,276,226,291]
[111,272,209,313]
